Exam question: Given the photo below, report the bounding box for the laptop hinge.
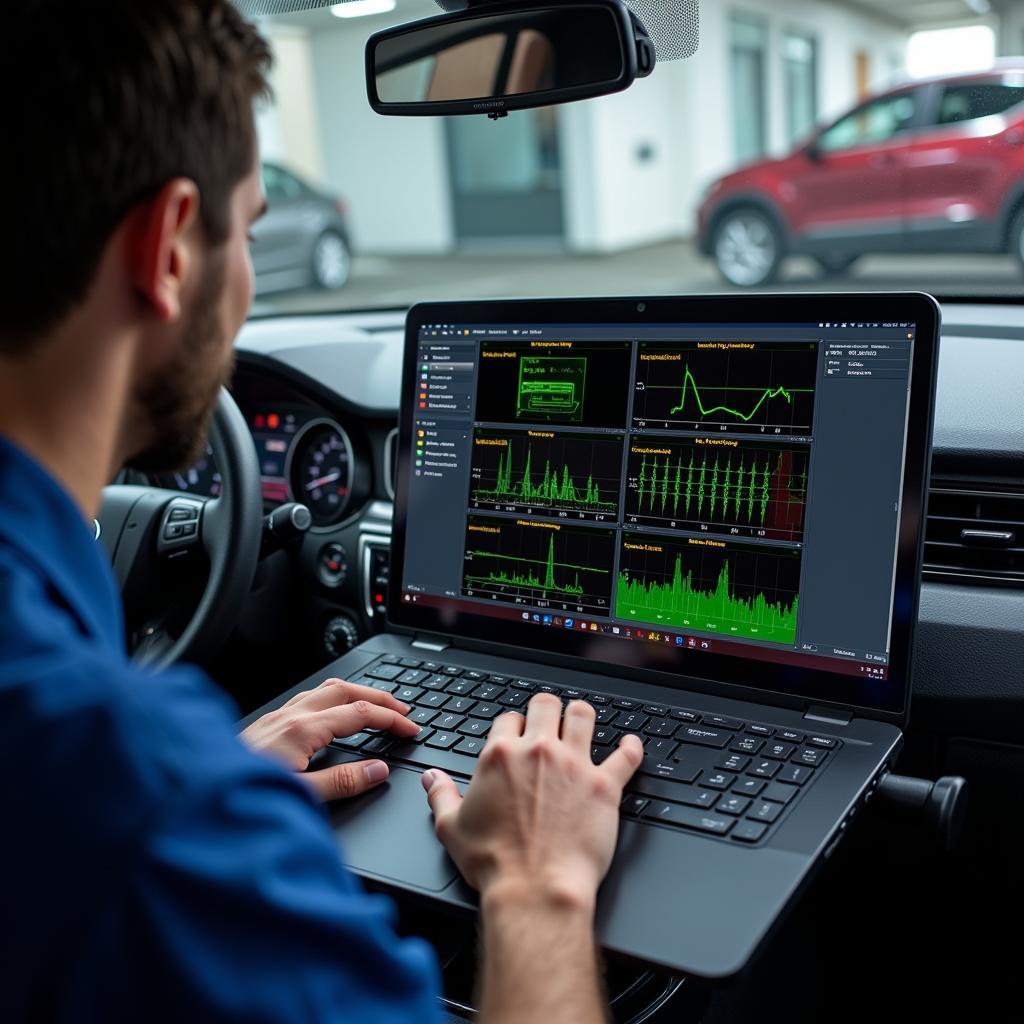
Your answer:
[411,634,451,653]
[803,704,853,727]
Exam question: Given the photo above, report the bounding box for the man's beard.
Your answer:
[126,254,235,475]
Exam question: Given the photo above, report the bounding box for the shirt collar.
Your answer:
[0,434,124,648]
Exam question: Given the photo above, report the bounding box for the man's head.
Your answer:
[2,1,271,472]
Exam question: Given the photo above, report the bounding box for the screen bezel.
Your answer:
[388,294,940,728]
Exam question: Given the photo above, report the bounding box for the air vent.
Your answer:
[384,427,398,502]
[924,486,1024,586]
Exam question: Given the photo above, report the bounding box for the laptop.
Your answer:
[248,292,939,979]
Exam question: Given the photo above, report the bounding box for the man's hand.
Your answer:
[241,678,418,801]
[422,694,643,907]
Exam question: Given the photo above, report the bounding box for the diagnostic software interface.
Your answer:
[401,320,916,682]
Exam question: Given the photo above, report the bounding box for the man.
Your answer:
[0,3,643,1020]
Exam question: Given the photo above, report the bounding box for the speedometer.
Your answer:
[287,419,353,526]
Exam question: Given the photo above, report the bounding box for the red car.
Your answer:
[697,63,1024,286]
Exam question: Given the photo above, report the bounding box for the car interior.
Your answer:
[104,0,1022,1019]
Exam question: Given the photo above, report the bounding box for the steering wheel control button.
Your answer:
[317,543,349,587]
[158,499,204,556]
[169,506,197,522]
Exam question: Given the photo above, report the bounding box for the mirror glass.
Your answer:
[372,6,624,106]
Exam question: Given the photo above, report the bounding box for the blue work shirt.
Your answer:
[0,435,441,1021]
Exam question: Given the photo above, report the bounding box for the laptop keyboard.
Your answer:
[333,655,840,845]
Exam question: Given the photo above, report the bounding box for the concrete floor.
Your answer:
[253,239,1024,316]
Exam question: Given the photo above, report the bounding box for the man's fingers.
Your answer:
[305,758,390,801]
[421,769,462,830]
[560,699,596,750]
[297,678,409,715]
[599,733,645,790]
[318,701,420,740]
[523,692,561,738]
[489,710,526,741]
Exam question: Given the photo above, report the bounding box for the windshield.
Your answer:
[251,0,1024,315]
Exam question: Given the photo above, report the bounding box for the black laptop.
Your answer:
[254,293,939,979]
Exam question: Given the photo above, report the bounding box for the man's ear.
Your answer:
[132,178,201,323]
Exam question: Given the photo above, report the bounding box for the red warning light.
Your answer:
[254,414,265,429]
[375,593,384,604]
[267,413,280,429]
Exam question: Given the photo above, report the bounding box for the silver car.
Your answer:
[251,162,352,295]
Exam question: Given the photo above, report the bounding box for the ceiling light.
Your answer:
[331,0,396,18]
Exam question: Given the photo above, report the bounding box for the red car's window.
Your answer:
[936,83,1024,124]
[818,92,919,153]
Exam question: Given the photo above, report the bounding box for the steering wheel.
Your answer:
[98,388,263,669]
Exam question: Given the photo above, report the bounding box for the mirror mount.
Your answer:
[366,0,655,118]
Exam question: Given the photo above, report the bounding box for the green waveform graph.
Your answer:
[629,442,809,541]
[462,516,617,614]
[615,537,801,645]
[472,439,617,513]
[670,363,800,423]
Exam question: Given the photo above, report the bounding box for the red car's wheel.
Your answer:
[712,208,783,287]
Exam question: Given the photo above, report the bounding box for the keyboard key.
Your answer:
[639,757,701,784]
[588,694,609,705]
[488,675,510,684]
[703,714,745,731]
[395,686,424,704]
[672,709,700,723]
[733,777,767,797]
[409,707,438,725]
[776,764,813,785]
[731,736,764,755]
[380,655,402,665]
[646,801,734,835]
[362,735,393,755]
[471,683,504,701]
[613,698,639,710]
[499,688,530,708]
[748,800,784,823]
[750,760,780,779]
[716,795,751,816]
[677,725,730,749]
[468,702,502,720]
[807,735,838,749]
[425,731,460,750]
[397,669,426,685]
[408,726,433,744]
[642,737,677,761]
[442,666,463,676]
[747,724,775,737]
[621,794,649,818]
[677,787,718,808]
[731,821,769,843]
[510,679,535,691]
[593,726,621,746]
[795,747,829,767]
[614,711,650,731]
[445,678,475,695]
[717,753,750,773]
[595,707,617,724]
[761,782,799,806]
[698,770,733,791]
[366,680,397,694]
[420,674,449,690]
[420,691,449,708]
[399,658,422,669]
[643,705,668,716]
[434,712,465,731]
[454,736,486,757]
[778,729,805,743]
[535,683,560,695]
[331,731,372,750]
[763,741,796,761]
[421,661,443,673]
[563,688,586,700]
[644,717,678,738]
[591,744,612,764]
[366,664,404,682]
[458,718,490,737]
[444,696,476,714]
[464,669,488,682]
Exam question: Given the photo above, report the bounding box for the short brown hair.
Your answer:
[1,1,272,351]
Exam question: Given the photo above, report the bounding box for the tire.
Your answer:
[711,208,784,287]
[310,230,351,291]
[1010,208,1024,276]
[814,253,859,277]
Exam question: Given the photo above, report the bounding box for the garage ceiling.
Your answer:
[844,0,1008,30]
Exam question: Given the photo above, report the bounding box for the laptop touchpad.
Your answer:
[325,760,460,892]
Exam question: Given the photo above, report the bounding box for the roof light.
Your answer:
[331,0,396,18]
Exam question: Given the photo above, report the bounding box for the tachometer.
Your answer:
[287,419,353,526]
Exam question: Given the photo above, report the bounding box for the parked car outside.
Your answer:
[698,63,1024,286]
[251,161,353,294]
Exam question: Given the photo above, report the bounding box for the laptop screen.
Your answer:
[390,297,937,719]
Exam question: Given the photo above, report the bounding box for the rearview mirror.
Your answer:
[365,0,654,118]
